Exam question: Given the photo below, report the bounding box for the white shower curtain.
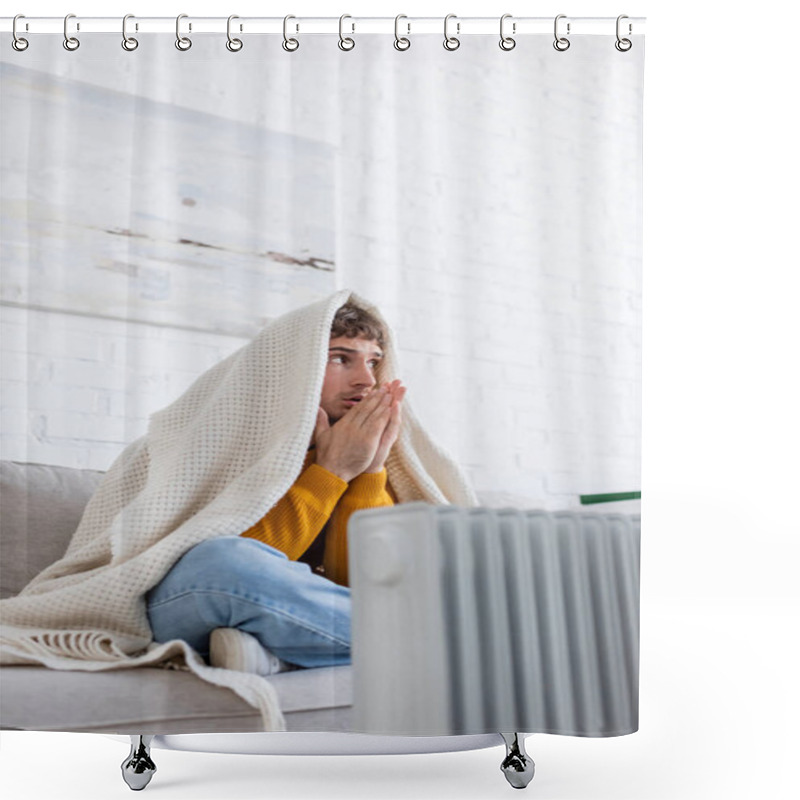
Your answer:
[1,31,643,511]
[1,20,644,753]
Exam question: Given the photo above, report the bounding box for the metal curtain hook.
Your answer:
[12,14,29,51]
[63,13,80,51]
[499,13,516,51]
[443,13,460,51]
[394,14,410,51]
[227,15,243,51]
[122,14,138,51]
[553,14,570,52]
[615,14,632,51]
[176,14,192,50]
[338,14,355,51]
[283,15,299,51]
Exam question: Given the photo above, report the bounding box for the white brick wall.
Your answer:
[1,35,642,511]
[0,306,247,469]
[335,37,642,509]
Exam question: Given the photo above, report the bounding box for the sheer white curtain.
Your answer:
[1,31,643,510]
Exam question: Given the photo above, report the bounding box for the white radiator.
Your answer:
[348,503,640,737]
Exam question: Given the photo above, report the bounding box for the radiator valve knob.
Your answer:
[362,530,404,585]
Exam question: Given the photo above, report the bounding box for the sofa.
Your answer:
[0,459,361,734]
[0,460,530,790]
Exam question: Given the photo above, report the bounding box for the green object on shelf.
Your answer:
[579,491,641,505]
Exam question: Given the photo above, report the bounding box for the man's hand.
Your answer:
[314,384,397,483]
[364,380,405,474]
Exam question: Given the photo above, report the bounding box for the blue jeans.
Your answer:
[146,536,351,668]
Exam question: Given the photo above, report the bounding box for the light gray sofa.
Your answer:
[0,460,355,734]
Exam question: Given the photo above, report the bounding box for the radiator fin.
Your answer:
[350,504,640,737]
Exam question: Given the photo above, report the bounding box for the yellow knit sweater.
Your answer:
[240,450,395,587]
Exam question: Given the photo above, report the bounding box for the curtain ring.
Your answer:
[175,14,192,51]
[12,15,29,51]
[338,14,355,51]
[283,15,299,51]
[443,14,460,51]
[553,14,570,52]
[226,15,243,52]
[63,13,80,51]
[499,13,516,51]
[394,14,410,51]
[122,14,139,51]
[615,15,632,52]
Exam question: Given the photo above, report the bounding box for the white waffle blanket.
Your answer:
[0,290,477,729]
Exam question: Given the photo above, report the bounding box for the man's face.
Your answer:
[320,336,383,423]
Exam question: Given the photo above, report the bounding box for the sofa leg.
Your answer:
[500,733,535,789]
[121,735,156,791]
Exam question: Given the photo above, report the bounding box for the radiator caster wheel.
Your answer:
[500,733,535,789]
[121,735,156,791]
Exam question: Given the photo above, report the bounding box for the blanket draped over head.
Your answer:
[0,290,477,729]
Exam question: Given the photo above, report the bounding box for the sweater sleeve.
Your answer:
[240,462,349,561]
[322,469,395,587]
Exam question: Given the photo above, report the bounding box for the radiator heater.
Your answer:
[349,503,640,737]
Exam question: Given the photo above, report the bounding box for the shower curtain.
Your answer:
[0,20,644,736]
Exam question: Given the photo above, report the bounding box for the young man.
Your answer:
[146,303,404,674]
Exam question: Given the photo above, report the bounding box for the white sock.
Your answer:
[209,628,296,676]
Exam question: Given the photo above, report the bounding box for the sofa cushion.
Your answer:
[0,461,104,599]
[0,664,353,733]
